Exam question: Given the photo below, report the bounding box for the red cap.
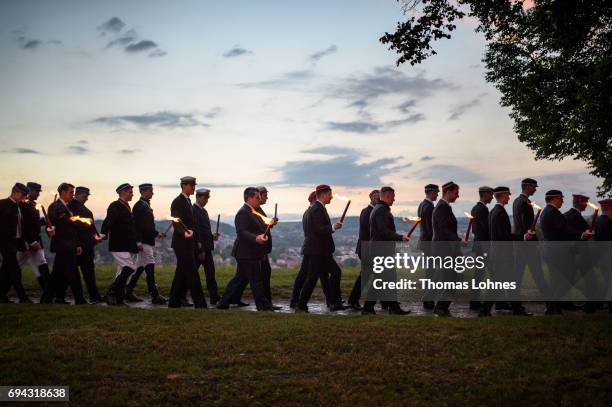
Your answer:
[598,198,612,207]
[369,189,380,197]
[308,191,316,203]
[315,184,331,192]
[572,194,589,200]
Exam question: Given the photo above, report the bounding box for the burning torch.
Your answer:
[529,201,542,232]
[464,212,474,242]
[402,216,421,238]
[587,201,599,232]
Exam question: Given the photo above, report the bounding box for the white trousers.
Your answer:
[136,244,156,268]
[111,252,136,277]
[17,249,48,277]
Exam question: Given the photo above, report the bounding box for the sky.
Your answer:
[0,0,602,221]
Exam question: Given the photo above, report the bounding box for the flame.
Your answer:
[334,193,350,202]
[70,216,93,225]
[529,201,542,210]
[21,198,30,203]
[464,212,474,220]
[401,216,421,222]
[36,203,42,210]
[168,216,180,223]
[251,209,274,225]
[587,201,599,211]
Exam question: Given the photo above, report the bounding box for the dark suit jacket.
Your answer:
[564,208,590,235]
[133,198,158,246]
[432,200,460,241]
[170,194,195,251]
[594,214,612,241]
[101,200,138,253]
[471,202,490,241]
[68,199,97,249]
[540,204,582,241]
[0,198,21,248]
[302,201,335,256]
[417,199,434,241]
[512,193,535,237]
[489,204,522,241]
[256,207,273,254]
[48,199,80,254]
[20,199,43,246]
[355,204,374,256]
[193,203,214,253]
[232,204,266,260]
[300,205,311,255]
[370,202,403,242]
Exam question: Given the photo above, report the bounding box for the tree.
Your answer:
[381,0,612,196]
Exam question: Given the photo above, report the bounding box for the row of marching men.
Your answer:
[1,178,611,315]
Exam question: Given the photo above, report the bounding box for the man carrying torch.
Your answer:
[193,188,220,305]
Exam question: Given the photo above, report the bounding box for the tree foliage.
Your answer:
[381,0,612,196]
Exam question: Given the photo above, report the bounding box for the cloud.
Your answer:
[91,109,220,129]
[67,145,88,154]
[238,70,315,89]
[412,165,482,183]
[385,113,425,127]
[97,18,166,58]
[77,140,88,145]
[325,121,382,134]
[301,146,360,156]
[8,147,41,154]
[15,35,62,51]
[448,98,480,121]
[119,149,138,154]
[97,17,126,34]
[308,45,338,62]
[223,46,252,58]
[420,155,435,161]
[397,99,417,114]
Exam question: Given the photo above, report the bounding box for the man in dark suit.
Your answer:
[296,184,345,312]
[432,181,461,317]
[0,183,32,303]
[254,186,279,307]
[193,188,220,304]
[68,186,104,303]
[216,187,273,311]
[540,190,593,314]
[362,186,410,315]
[593,199,612,313]
[168,176,207,308]
[468,186,493,310]
[418,183,439,309]
[512,178,548,303]
[564,194,590,232]
[48,183,86,305]
[100,183,139,306]
[480,187,533,316]
[125,183,167,305]
[17,182,53,303]
[347,189,379,310]
[290,191,331,308]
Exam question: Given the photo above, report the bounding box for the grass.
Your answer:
[1,266,612,405]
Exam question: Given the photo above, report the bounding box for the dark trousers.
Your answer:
[219,259,271,310]
[290,256,331,305]
[195,249,220,302]
[52,251,85,304]
[297,254,341,309]
[226,256,273,304]
[348,253,362,305]
[169,247,206,308]
[126,264,162,298]
[76,247,101,301]
[0,244,28,301]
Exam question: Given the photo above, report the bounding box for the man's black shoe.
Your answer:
[329,303,347,312]
[434,308,452,317]
[469,301,482,311]
[348,302,363,311]
[295,306,309,313]
[233,301,250,307]
[495,302,512,311]
[151,295,167,305]
[125,292,143,303]
[478,309,492,317]
[361,309,376,315]
[388,306,411,315]
[181,298,193,307]
[423,301,435,310]
[216,303,229,310]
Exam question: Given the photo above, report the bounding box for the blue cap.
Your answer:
[26,182,42,191]
[139,183,153,191]
[115,183,133,193]
[75,186,90,195]
[14,183,29,195]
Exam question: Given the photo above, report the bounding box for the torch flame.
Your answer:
[587,201,599,210]
[464,212,474,220]
[70,216,93,225]
[333,193,350,202]
[251,210,274,225]
[401,216,421,222]
[168,216,181,223]
[529,201,542,210]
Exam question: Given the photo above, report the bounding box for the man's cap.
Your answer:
[75,186,90,195]
[316,184,331,192]
[308,191,316,203]
[115,183,133,193]
[598,198,612,207]
[180,176,196,185]
[256,186,268,193]
[14,183,29,195]
[442,181,458,191]
[139,183,153,191]
[572,193,589,200]
[521,178,538,187]
[26,182,41,191]
[545,190,564,198]
[493,186,511,194]
[424,184,439,192]
[369,189,380,197]
[479,186,494,193]
[196,188,211,196]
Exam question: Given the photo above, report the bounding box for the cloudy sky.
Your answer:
[0,0,601,220]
